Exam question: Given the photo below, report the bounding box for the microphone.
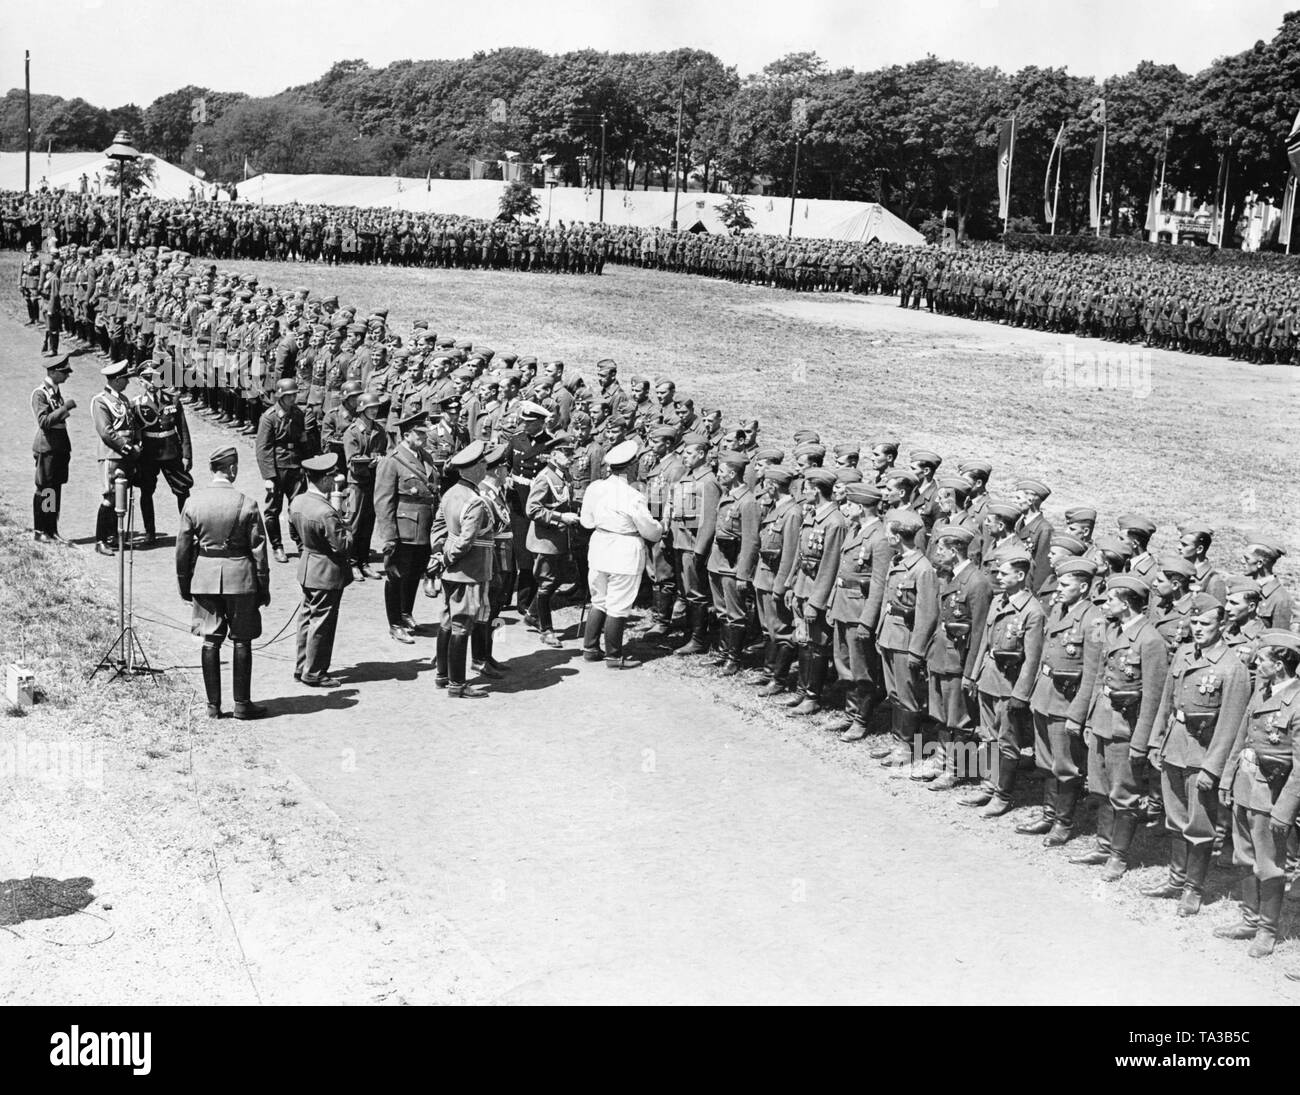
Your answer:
[113,471,129,517]
[330,473,347,512]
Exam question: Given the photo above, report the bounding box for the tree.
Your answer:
[104,154,157,197]
[718,192,753,232]
[499,177,540,220]
[36,97,115,151]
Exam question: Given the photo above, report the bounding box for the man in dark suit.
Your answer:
[176,445,269,720]
[31,354,75,544]
[288,453,353,688]
[373,412,437,643]
[255,377,318,563]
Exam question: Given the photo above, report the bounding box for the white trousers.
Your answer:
[589,569,640,618]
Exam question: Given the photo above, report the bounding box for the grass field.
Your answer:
[122,255,1297,571]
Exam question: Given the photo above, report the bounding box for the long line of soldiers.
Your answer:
[3,190,608,274]
[23,247,1300,967]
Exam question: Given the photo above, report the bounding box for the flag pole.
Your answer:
[670,76,684,231]
[1049,123,1063,236]
[24,50,31,194]
[1287,175,1296,255]
[1096,119,1106,238]
[1153,125,1168,242]
[1002,114,1015,241]
[1217,149,1231,249]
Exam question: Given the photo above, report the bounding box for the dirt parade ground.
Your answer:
[1,255,1297,1005]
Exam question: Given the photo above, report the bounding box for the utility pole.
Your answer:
[24,50,31,194]
[598,113,607,224]
[670,78,684,231]
[787,138,800,238]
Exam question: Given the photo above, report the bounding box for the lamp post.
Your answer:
[104,130,140,253]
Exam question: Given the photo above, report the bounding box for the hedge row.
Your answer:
[1000,232,1300,269]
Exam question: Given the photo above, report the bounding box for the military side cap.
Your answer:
[412,319,429,330]
[794,442,826,459]
[910,449,942,467]
[1064,506,1097,524]
[1245,540,1286,562]
[680,432,708,447]
[792,429,821,444]
[372,308,389,320]
[649,425,678,441]
[1117,513,1156,536]
[740,418,759,432]
[1260,631,1300,657]
[933,524,975,546]
[322,295,339,306]
[987,501,1022,522]
[519,401,549,420]
[845,483,882,506]
[1093,535,1134,560]
[835,467,863,484]
[517,355,539,368]
[1107,575,1150,600]
[1225,575,1261,596]
[1014,478,1051,498]
[452,365,477,380]
[1051,533,1087,555]
[595,358,618,375]
[497,352,519,366]
[209,444,238,466]
[436,335,455,348]
[994,545,1033,568]
[45,353,71,372]
[396,411,428,432]
[302,453,338,474]
[885,508,924,533]
[485,442,510,468]
[833,443,860,457]
[763,466,795,486]
[1055,556,1097,578]
[719,451,749,469]
[454,339,473,351]
[449,440,486,467]
[629,374,647,386]
[755,447,785,462]
[605,439,640,468]
[346,322,367,335]
[937,475,972,492]
[1158,555,1196,578]
[101,360,130,377]
[804,467,837,488]
[1189,592,1224,614]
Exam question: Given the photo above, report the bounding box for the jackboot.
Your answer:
[758,643,796,696]
[1044,779,1081,846]
[674,603,710,656]
[139,491,156,543]
[1214,876,1261,939]
[1017,775,1058,833]
[583,607,607,661]
[447,631,487,697]
[749,639,777,686]
[792,648,829,715]
[1142,837,1188,899]
[643,590,673,643]
[200,641,223,717]
[604,615,640,669]
[434,629,451,687]
[1177,843,1213,916]
[782,646,811,706]
[1100,811,1140,882]
[1247,877,1286,958]
[718,624,745,677]
[231,642,266,719]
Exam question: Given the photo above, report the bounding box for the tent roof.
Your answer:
[0,151,209,200]
[240,173,923,245]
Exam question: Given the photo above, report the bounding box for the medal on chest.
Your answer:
[1195,674,1220,697]
[1266,712,1285,746]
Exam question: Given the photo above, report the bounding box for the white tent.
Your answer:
[241,173,924,245]
[0,151,212,201]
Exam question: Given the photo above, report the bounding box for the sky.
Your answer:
[0,0,1292,108]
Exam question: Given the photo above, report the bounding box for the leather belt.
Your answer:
[198,548,243,558]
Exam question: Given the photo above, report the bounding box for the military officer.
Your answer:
[1178,523,1227,603]
[525,437,580,648]
[341,392,388,580]
[288,452,353,688]
[1068,576,1169,881]
[31,353,76,544]
[963,546,1045,815]
[133,364,194,544]
[1241,541,1292,630]
[907,449,942,530]
[1118,513,1159,583]
[753,466,803,696]
[921,524,993,786]
[1024,556,1102,844]
[91,359,142,555]
[706,451,761,676]
[321,379,363,467]
[1013,478,1054,592]
[1214,632,1300,958]
[875,508,938,766]
[176,444,269,720]
[1143,594,1251,915]
[431,441,495,698]
[505,401,553,622]
[667,433,721,656]
[1150,555,1196,656]
[374,412,437,643]
[639,425,686,643]
[254,377,319,563]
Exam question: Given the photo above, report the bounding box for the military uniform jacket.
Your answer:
[91,386,140,462]
[667,464,721,555]
[791,501,847,610]
[1150,592,1194,655]
[639,451,684,521]
[1030,598,1104,720]
[878,549,939,657]
[32,379,72,455]
[928,561,994,678]
[1224,680,1300,824]
[707,484,761,580]
[910,480,940,529]
[289,489,354,591]
[754,497,803,595]
[176,480,268,597]
[1191,562,1227,605]
[1149,641,1251,778]
[373,443,438,546]
[506,429,552,513]
[320,405,356,452]
[525,467,574,555]
[974,589,1046,700]
[433,481,493,584]
[342,416,389,486]
[1257,576,1293,631]
[135,388,192,465]
[255,404,318,478]
[1016,512,1054,591]
[1085,615,1169,747]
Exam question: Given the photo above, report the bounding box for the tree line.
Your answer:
[2,11,1298,242]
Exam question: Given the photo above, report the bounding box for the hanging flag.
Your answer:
[1287,107,1300,176]
[426,166,432,191]
[1280,174,1297,251]
[1043,123,1063,224]
[243,156,251,181]
[996,117,1015,221]
[1143,127,1168,234]
[1209,149,1231,246]
[1089,131,1105,229]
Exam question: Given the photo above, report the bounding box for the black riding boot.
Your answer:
[231,641,265,720]
[201,641,223,717]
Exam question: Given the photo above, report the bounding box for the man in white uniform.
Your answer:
[579,438,663,668]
